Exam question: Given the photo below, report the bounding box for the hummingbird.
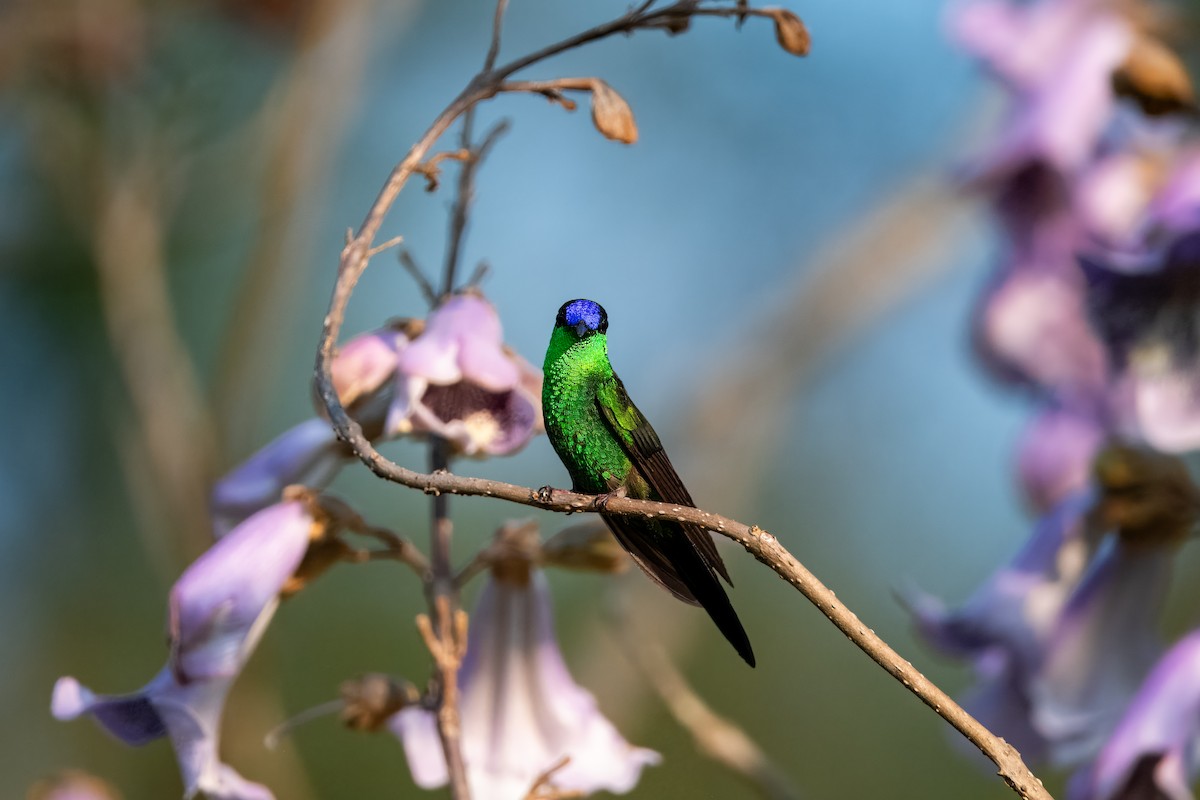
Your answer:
[542,298,755,667]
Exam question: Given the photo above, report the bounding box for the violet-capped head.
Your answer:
[391,529,658,799]
[1067,627,1200,800]
[387,292,543,457]
[52,500,318,800]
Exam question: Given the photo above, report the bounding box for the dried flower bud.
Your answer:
[1092,442,1200,548]
[590,80,638,144]
[768,8,810,57]
[28,770,122,800]
[340,673,420,732]
[542,522,630,574]
[488,519,542,585]
[658,12,691,35]
[1113,36,1194,117]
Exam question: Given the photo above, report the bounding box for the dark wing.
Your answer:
[595,375,732,585]
[595,374,755,667]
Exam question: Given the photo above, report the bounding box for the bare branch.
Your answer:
[484,0,510,72]
[442,118,511,295]
[523,756,584,800]
[398,250,439,307]
[609,598,802,800]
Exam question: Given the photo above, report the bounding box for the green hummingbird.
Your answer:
[542,298,755,667]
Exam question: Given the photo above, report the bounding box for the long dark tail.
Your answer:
[603,514,756,667]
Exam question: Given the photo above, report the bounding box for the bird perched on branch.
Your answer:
[541,298,755,667]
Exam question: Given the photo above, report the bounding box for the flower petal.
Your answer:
[51,676,167,746]
[1032,540,1172,766]
[171,501,312,682]
[210,419,343,536]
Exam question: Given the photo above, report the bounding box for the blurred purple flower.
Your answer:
[53,500,316,800]
[1031,538,1172,766]
[1067,628,1200,800]
[951,0,1133,178]
[387,293,542,457]
[903,491,1095,669]
[210,300,541,532]
[975,253,1112,416]
[1016,408,1105,515]
[902,490,1102,764]
[210,419,344,537]
[392,567,658,799]
[1080,153,1200,451]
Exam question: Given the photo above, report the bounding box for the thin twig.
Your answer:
[483,0,509,73]
[426,438,470,799]
[398,250,439,306]
[442,119,510,295]
[609,597,802,800]
[523,756,584,800]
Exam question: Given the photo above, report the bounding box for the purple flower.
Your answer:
[1030,538,1173,766]
[904,491,1095,670]
[903,490,1100,763]
[387,293,542,457]
[1070,145,1200,452]
[1067,628,1200,800]
[1015,408,1105,515]
[210,299,541,532]
[951,0,1134,178]
[53,501,316,800]
[392,566,659,799]
[210,419,345,537]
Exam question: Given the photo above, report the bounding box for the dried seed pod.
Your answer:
[1092,441,1200,548]
[590,80,638,144]
[339,674,420,732]
[1113,35,1194,116]
[542,521,631,574]
[768,8,810,57]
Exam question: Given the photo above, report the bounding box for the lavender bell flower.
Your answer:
[210,419,345,537]
[950,0,1134,178]
[391,564,659,799]
[52,500,317,800]
[1016,408,1105,515]
[387,293,542,457]
[1030,536,1173,766]
[902,489,1099,763]
[1067,628,1200,800]
[1030,443,1198,766]
[1081,149,1200,452]
[209,325,411,534]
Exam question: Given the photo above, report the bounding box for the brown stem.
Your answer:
[427,437,469,798]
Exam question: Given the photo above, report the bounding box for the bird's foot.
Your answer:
[535,485,556,504]
[592,485,628,511]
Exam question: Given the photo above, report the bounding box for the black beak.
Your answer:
[574,322,590,337]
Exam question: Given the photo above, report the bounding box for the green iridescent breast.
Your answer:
[542,331,632,492]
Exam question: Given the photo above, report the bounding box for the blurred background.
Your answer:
[4,0,1185,797]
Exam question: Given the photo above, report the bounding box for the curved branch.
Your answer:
[312,2,1049,799]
